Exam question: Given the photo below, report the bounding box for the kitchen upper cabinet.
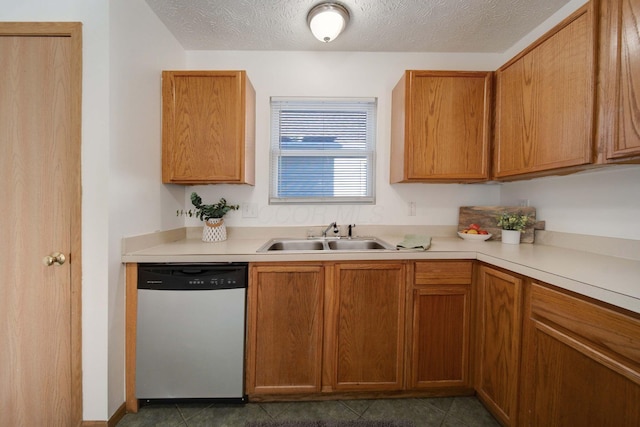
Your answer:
[519,282,640,426]
[494,4,595,179]
[246,263,324,394]
[390,71,492,182]
[325,262,407,391]
[407,261,473,391]
[162,70,255,184]
[597,0,640,162]
[475,265,523,427]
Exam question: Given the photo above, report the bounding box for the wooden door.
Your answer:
[326,262,406,391]
[0,23,82,426]
[246,264,324,395]
[475,265,523,426]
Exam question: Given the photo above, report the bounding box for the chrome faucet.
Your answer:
[322,221,339,238]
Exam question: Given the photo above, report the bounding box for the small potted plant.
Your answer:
[179,192,239,242]
[497,211,531,244]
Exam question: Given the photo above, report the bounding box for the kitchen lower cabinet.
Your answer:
[408,261,473,391]
[475,265,523,427]
[246,263,324,394]
[245,257,640,422]
[324,262,407,391]
[518,282,640,426]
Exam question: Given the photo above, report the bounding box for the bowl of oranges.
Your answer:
[458,223,492,241]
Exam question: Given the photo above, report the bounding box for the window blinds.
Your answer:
[270,97,376,204]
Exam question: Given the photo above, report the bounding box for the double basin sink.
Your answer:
[257,237,397,252]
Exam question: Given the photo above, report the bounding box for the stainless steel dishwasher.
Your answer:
[136,263,247,402]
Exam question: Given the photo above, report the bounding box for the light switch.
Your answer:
[242,203,258,218]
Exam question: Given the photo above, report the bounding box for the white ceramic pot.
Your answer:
[202,218,227,242]
[501,229,521,244]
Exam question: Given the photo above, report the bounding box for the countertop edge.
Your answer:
[121,234,640,314]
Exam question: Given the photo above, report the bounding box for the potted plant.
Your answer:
[496,211,531,244]
[179,192,239,242]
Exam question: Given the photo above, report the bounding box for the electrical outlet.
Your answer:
[242,203,258,218]
[518,199,530,207]
[409,201,416,216]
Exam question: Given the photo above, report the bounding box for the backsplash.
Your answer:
[535,230,640,261]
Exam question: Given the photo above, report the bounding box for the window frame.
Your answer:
[269,97,377,205]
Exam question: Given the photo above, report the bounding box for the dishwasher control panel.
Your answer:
[138,263,247,291]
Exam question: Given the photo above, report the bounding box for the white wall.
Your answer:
[501,166,640,240]
[183,51,504,229]
[109,0,185,418]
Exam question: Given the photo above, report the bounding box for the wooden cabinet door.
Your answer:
[519,283,640,426]
[326,262,406,391]
[409,285,471,389]
[494,5,594,179]
[408,261,473,391]
[476,265,523,426]
[391,71,491,182]
[162,70,255,184]
[598,0,640,161]
[246,264,324,394]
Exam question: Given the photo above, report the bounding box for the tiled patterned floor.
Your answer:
[117,397,500,427]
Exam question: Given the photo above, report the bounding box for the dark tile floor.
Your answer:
[117,397,500,427]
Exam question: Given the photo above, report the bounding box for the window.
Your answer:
[270,97,376,204]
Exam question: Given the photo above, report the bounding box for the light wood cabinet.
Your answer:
[325,262,407,391]
[519,282,640,426]
[407,261,473,391]
[494,4,595,179]
[390,70,492,182]
[475,265,523,426]
[245,263,324,394]
[597,0,640,162]
[162,70,255,184]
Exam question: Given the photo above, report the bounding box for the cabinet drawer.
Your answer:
[530,282,640,382]
[414,261,472,285]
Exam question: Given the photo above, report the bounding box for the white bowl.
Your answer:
[457,232,492,241]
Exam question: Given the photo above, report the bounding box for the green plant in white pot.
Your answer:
[179,192,239,242]
[496,212,531,244]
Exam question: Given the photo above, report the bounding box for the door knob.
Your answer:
[43,252,66,266]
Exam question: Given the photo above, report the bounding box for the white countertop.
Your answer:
[122,228,640,314]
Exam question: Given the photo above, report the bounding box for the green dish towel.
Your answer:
[396,234,432,250]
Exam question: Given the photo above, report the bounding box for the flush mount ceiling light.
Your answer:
[307,2,350,43]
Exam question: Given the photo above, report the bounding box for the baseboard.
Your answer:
[82,402,126,427]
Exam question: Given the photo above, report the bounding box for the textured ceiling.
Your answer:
[144,0,573,53]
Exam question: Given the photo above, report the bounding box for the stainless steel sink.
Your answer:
[259,239,325,251]
[326,239,396,251]
[257,237,397,252]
